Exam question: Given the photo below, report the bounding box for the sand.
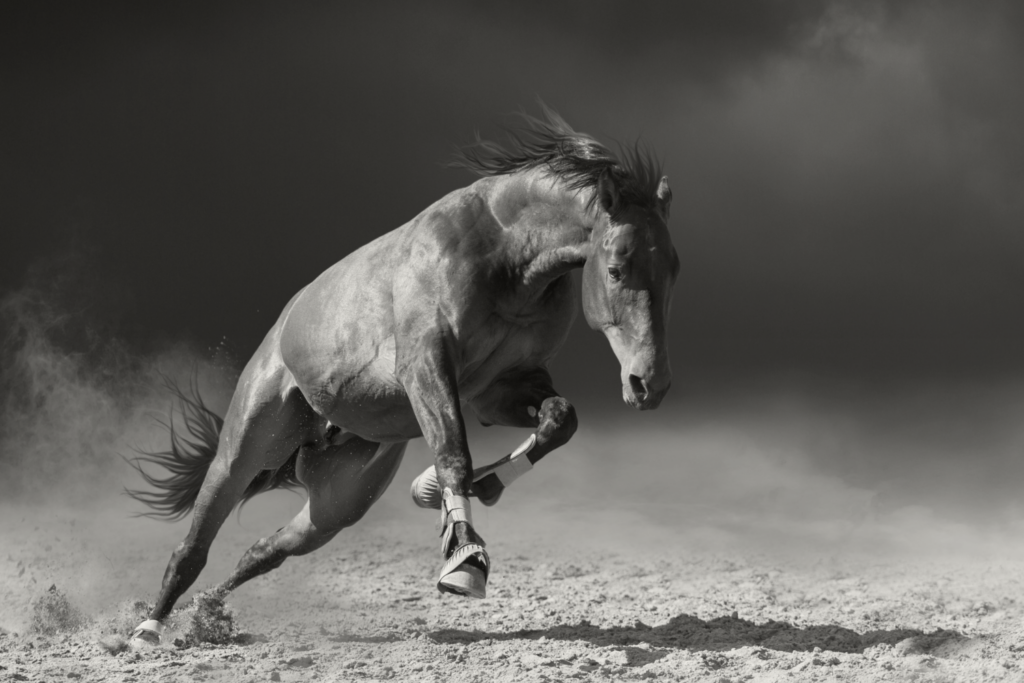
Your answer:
[2,482,1023,683]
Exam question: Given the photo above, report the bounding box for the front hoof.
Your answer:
[438,562,487,599]
[437,543,489,599]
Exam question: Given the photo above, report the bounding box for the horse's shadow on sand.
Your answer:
[429,613,960,661]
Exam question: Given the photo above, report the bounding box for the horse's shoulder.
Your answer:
[419,184,498,231]
[403,184,506,269]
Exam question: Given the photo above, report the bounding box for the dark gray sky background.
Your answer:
[3,1,1024,405]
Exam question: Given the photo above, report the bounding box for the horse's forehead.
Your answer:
[602,222,636,247]
[606,207,671,250]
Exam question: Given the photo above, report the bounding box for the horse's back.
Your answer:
[278,184,495,378]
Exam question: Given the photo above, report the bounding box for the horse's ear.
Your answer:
[655,176,672,220]
[596,171,620,215]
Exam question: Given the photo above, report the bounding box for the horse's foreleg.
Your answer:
[462,367,577,502]
[396,330,480,548]
[395,325,490,596]
[527,394,578,460]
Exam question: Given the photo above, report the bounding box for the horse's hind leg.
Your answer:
[146,362,319,624]
[213,437,407,594]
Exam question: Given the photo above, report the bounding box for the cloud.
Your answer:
[651,1,1024,372]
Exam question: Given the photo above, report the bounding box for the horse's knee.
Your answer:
[537,396,577,447]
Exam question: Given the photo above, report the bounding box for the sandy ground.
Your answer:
[4,446,1024,683]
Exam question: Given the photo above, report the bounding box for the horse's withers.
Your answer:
[582,174,679,411]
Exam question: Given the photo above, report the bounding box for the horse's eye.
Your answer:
[608,266,623,282]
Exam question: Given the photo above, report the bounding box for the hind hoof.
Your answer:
[128,620,163,649]
[410,465,442,509]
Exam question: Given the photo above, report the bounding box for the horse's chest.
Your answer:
[455,311,574,398]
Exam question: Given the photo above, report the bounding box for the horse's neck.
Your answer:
[488,171,595,282]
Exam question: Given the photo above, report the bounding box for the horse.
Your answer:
[125,107,679,647]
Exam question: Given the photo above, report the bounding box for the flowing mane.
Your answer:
[450,105,663,211]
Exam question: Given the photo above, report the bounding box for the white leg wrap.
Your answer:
[441,488,473,528]
[129,619,164,649]
[436,489,490,597]
[410,434,538,510]
[136,619,164,634]
[491,434,536,487]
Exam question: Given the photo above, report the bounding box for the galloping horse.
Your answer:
[126,108,679,647]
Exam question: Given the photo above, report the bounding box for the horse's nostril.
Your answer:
[628,374,647,399]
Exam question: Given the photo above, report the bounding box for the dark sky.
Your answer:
[3,1,1024,404]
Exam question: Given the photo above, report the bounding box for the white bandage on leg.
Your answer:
[441,488,473,528]
[491,433,536,487]
[136,619,164,634]
[439,488,476,559]
[129,619,164,649]
[411,433,538,509]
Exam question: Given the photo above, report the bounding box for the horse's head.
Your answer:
[583,173,679,410]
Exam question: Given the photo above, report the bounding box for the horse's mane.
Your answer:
[450,104,662,211]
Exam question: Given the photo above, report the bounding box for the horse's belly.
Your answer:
[285,366,417,442]
[282,325,417,442]
[323,390,421,443]
[289,354,420,443]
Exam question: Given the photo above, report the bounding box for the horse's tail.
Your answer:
[125,378,302,521]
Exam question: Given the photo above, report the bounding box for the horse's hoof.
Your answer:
[128,620,163,649]
[437,542,489,599]
[411,466,505,509]
[438,563,487,599]
[410,465,442,509]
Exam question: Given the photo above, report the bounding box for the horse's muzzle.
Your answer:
[623,374,670,411]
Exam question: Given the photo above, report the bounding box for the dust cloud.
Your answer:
[0,252,236,505]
